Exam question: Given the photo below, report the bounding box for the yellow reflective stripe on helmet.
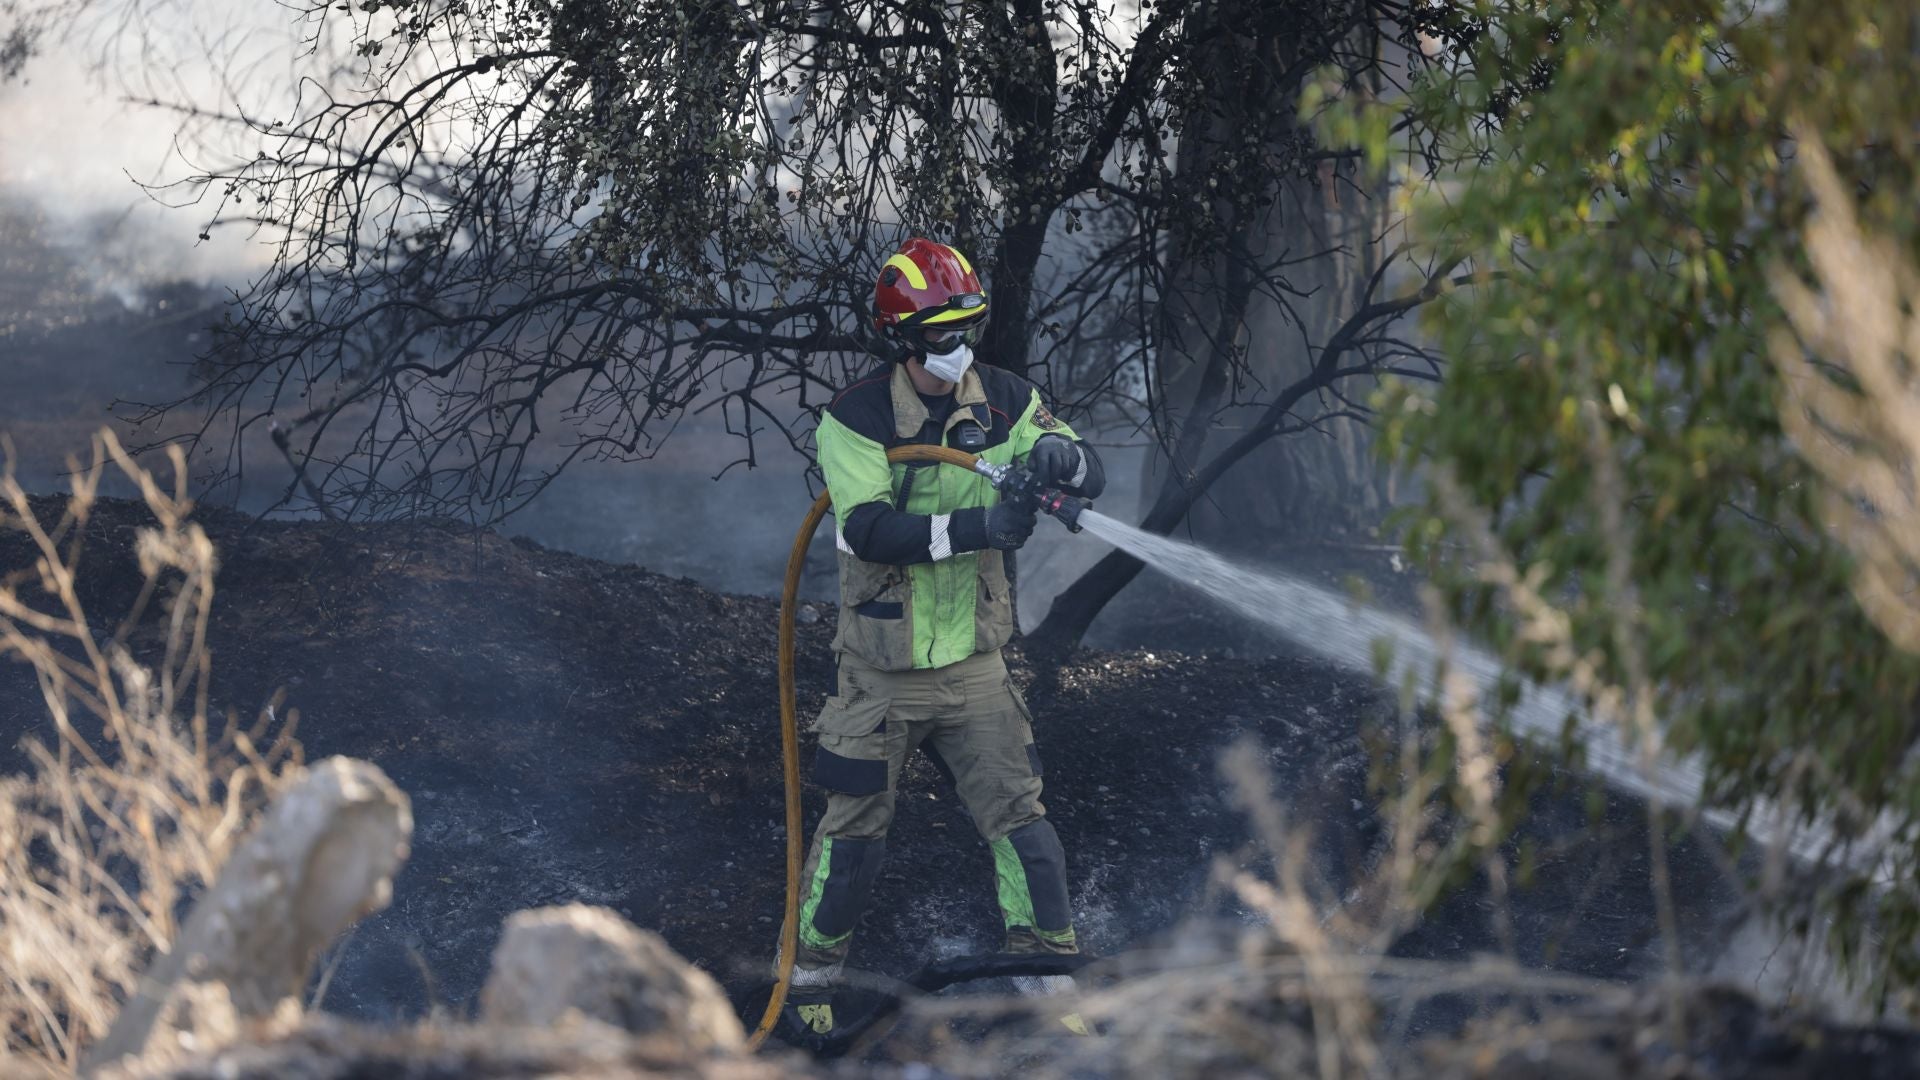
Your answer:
[918,304,989,326]
[946,245,973,275]
[884,252,928,291]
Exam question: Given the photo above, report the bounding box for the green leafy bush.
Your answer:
[1376,1,1920,998]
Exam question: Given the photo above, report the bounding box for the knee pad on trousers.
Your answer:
[804,835,888,947]
[1003,819,1073,934]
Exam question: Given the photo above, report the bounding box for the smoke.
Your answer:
[0,0,297,294]
[0,2,1296,642]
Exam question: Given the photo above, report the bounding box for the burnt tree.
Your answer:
[1030,2,1451,647]
[74,0,1470,643]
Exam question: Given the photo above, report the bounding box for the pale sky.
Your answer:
[0,0,306,288]
[1,0,1152,296]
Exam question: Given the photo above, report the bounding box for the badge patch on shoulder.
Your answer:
[1033,406,1064,431]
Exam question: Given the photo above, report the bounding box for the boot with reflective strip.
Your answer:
[780,983,840,1044]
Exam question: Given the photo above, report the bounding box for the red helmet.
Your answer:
[873,238,989,356]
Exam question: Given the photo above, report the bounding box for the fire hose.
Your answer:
[748,444,1090,1050]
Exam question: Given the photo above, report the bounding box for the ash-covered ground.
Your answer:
[0,496,1751,1044]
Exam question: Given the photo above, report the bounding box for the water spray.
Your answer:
[1064,509,1880,881]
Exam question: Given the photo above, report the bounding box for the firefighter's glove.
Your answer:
[953,497,1038,553]
[1027,435,1085,490]
[983,497,1038,551]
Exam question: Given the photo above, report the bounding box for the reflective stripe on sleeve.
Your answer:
[930,513,953,561]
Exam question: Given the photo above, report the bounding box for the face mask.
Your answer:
[921,342,974,383]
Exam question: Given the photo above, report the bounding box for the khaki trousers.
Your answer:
[794,647,1076,969]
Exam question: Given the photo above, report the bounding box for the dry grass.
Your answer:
[1769,136,1920,659]
[870,727,1637,1080]
[0,430,299,1072]
[1426,455,1690,1040]
[874,458,1702,1077]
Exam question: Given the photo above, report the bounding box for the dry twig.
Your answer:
[0,430,300,1072]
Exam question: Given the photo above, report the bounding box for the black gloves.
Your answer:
[1027,435,1083,489]
[1037,434,1106,497]
[953,497,1037,553]
[984,498,1038,550]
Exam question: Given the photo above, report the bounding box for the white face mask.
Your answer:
[921,343,974,384]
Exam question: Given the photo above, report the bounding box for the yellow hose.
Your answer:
[748,443,984,1050]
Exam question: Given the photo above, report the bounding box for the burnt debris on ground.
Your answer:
[1,496,1742,1037]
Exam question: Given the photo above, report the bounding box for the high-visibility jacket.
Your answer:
[815,362,1104,671]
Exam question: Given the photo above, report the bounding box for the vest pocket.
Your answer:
[853,599,903,620]
[834,553,916,671]
[974,549,1014,653]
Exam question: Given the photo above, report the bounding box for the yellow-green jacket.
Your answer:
[815,363,1104,671]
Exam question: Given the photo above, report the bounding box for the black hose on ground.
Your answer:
[770,952,1097,1058]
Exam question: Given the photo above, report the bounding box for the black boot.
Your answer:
[777,982,841,1050]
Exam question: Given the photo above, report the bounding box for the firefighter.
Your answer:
[781,237,1106,1038]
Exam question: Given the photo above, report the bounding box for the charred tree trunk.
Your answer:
[1142,27,1393,553]
[1028,251,1449,649]
[979,0,1060,380]
[1032,3,1400,649]
[1140,7,1256,508]
[984,215,1052,380]
[1173,158,1392,549]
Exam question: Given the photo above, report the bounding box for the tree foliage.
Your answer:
[1384,0,1920,994]
[20,0,1456,557]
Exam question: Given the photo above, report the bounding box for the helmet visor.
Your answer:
[921,323,984,355]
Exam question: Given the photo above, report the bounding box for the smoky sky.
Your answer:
[0,0,307,292]
[0,1,1159,627]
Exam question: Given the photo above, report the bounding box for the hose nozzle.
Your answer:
[1036,489,1090,533]
[974,460,1091,533]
